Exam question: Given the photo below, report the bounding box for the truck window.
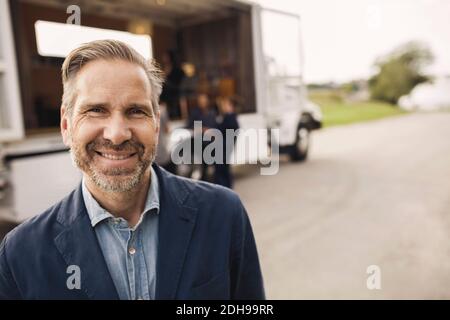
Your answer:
[35,21,152,59]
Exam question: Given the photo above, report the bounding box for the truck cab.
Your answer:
[0,0,321,225]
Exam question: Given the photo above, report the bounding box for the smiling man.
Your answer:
[0,40,264,300]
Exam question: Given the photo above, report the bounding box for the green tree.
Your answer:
[369,41,434,104]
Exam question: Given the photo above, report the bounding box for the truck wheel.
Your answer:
[290,125,310,161]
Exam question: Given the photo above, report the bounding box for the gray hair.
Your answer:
[61,39,163,116]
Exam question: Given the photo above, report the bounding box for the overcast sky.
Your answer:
[254,0,450,83]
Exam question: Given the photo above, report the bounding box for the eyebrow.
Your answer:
[78,103,106,112]
[128,103,153,112]
[78,102,153,113]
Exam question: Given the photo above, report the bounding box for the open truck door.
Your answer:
[254,5,321,161]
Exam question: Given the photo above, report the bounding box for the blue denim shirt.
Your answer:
[81,167,159,300]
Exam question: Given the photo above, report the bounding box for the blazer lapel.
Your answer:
[53,185,119,300]
[52,166,197,300]
[154,165,198,299]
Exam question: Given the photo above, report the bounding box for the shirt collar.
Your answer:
[82,166,160,228]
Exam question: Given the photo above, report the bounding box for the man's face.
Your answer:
[61,59,160,193]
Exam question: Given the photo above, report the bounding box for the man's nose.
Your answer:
[103,114,132,145]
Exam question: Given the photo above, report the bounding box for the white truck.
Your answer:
[0,0,321,227]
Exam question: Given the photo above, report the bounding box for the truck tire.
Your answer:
[290,125,310,162]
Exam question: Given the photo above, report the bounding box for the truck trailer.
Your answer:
[0,0,322,226]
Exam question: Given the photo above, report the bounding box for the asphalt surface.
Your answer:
[1,112,449,299]
[235,112,450,299]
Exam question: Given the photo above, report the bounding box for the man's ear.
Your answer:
[60,106,71,147]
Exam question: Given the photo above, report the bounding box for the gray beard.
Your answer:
[70,143,156,193]
[87,159,150,193]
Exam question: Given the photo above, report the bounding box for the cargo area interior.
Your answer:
[10,0,257,133]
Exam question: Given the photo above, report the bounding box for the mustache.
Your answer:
[86,138,144,154]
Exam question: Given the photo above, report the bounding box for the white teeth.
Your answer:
[100,153,133,160]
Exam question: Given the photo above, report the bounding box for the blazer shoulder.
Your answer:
[170,172,242,208]
[166,173,246,227]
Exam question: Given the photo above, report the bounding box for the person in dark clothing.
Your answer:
[186,93,218,181]
[159,50,185,119]
[186,93,217,130]
[215,97,240,189]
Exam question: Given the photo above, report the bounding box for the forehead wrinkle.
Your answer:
[74,61,152,112]
[78,74,150,97]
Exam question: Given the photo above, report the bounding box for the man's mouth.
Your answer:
[95,151,137,160]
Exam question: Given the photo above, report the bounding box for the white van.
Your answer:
[0,0,321,224]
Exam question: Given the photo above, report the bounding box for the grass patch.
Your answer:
[309,90,408,127]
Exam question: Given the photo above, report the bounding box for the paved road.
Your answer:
[235,112,450,299]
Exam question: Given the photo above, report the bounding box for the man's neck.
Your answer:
[84,170,151,227]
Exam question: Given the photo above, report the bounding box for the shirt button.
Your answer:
[129,247,136,255]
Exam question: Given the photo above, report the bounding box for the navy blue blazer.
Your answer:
[0,165,265,300]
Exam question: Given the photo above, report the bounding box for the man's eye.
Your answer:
[87,108,105,114]
[129,108,146,116]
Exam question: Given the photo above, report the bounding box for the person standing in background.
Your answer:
[186,93,218,181]
[215,97,239,189]
[159,50,185,119]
